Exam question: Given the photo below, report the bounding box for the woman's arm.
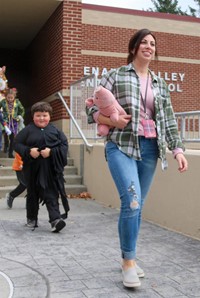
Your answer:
[97,113,131,130]
[159,80,188,173]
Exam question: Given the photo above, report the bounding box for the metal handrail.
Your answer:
[57,91,93,152]
[175,111,200,116]
[175,111,200,142]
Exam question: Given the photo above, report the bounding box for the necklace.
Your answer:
[140,74,149,119]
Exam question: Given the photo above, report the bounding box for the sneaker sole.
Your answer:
[123,280,141,288]
[25,224,38,228]
[137,272,145,278]
[52,220,66,233]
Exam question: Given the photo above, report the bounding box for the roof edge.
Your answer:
[82,3,200,24]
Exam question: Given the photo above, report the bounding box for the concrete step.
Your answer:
[0,165,78,176]
[0,184,87,198]
[65,184,87,194]
[0,157,74,167]
[0,174,83,187]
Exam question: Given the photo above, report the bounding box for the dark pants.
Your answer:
[8,133,15,157]
[3,133,9,153]
[26,183,61,223]
[10,171,26,198]
[4,132,15,157]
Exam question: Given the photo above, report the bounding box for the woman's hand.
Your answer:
[175,153,188,173]
[111,115,132,129]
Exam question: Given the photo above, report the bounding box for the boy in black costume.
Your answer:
[14,102,69,232]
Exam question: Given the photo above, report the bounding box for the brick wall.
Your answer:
[82,25,199,61]
[81,5,200,113]
[27,3,64,104]
[26,0,82,122]
[63,0,82,87]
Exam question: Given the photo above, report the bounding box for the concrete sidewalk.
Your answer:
[0,197,200,298]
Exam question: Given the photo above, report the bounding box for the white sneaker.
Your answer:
[121,260,145,278]
[122,267,141,288]
[135,263,145,278]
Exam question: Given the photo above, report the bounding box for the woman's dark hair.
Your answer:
[127,28,158,64]
[31,101,53,116]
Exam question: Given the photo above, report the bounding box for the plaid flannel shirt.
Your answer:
[87,63,184,169]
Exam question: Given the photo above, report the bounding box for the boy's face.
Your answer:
[33,111,50,128]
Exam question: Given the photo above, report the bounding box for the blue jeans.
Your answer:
[105,138,159,260]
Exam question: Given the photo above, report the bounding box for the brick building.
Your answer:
[0,0,199,133]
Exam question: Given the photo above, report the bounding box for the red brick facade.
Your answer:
[26,3,64,122]
[25,0,83,121]
[81,4,200,113]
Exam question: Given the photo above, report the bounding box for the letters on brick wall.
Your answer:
[83,67,185,93]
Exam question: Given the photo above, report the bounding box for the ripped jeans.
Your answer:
[105,138,159,260]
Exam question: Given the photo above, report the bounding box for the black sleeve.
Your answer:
[13,126,32,162]
[50,129,68,173]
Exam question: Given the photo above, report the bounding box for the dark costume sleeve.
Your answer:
[50,129,68,171]
[50,129,70,217]
[14,125,32,162]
